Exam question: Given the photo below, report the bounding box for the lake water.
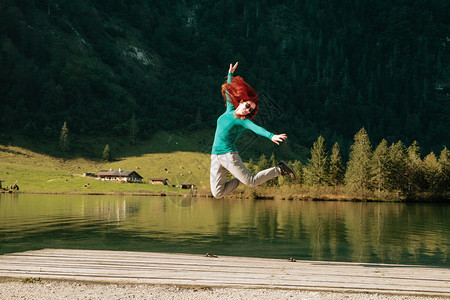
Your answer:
[0,193,448,267]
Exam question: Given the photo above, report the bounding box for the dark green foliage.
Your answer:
[129,114,138,145]
[0,0,448,155]
[24,121,37,137]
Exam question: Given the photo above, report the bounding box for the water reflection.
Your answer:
[0,193,448,266]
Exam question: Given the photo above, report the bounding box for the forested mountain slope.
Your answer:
[0,0,448,155]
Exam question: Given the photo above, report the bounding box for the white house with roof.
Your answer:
[94,169,143,183]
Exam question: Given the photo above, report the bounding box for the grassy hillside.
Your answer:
[0,130,306,195]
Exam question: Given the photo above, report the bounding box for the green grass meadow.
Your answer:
[0,131,214,195]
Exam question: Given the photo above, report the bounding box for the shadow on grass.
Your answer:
[0,128,305,162]
[0,129,216,161]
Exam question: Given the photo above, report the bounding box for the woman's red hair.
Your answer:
[221,76,259,120]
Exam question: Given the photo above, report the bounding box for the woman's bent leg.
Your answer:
[219,152,281,187]
[210,154,241,198]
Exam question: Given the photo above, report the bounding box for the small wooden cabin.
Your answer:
[181,183,195,189]
[149,178,168,185]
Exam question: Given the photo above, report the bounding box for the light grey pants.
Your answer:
[210,151,281,198]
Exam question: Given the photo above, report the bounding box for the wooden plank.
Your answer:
[1,259,447,285]
[1,267,446,293]
[0,249,448,297]
[3,249,449,286]
[3,254,446,282]
[3,249,448,284]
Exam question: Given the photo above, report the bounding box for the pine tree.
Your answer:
[277,173,287,186]
[405,141,425,196]
[386,141,407,192]
[103,144,111,162]
[370,139,389,192]
[423,152,440,194]
[256,154,270,187]
[345,128,372,196]
[306,136,329,186]
[329,142,345,187]
[437,147,450,195]
[59,121,70,151]
[256,154,269,172]
[24,121,37,137]
[269,153,277,168]
[293,160,303,185]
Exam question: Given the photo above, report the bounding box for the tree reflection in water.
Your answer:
[0,194,448,267]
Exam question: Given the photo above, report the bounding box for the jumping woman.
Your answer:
[210,62,296,198]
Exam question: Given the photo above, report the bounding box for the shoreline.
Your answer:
[2,189,448,203]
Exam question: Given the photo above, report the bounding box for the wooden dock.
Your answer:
[0,249,449,297]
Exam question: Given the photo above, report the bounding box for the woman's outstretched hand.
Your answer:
[228,62,238,74]
[271,134,287,145]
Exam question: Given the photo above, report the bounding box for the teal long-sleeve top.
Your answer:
[211,73,274,155]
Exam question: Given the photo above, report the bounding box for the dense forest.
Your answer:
[0,0,449,156]
[248,128,449,201]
